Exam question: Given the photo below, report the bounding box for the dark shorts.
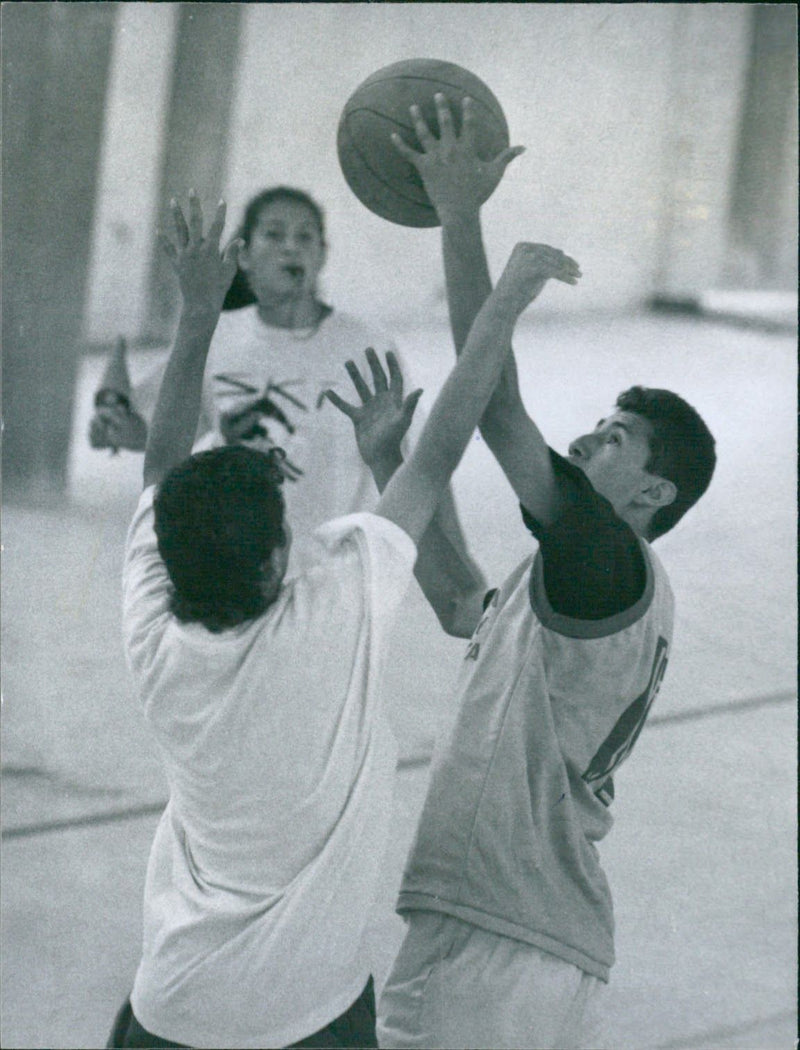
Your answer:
[106,976,377,1049]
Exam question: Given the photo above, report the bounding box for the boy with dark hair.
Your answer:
[108,192,580,1048]
[334,98,715,1049]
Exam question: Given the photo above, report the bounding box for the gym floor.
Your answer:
[2,310,796,1048]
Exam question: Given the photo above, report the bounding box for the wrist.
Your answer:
[369,446,403,471]
[438,204,481,230]
[180,301,221,325]
[368,448,403,491]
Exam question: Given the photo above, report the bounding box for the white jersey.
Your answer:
[122,488,416,1047]
[133,306,398,570]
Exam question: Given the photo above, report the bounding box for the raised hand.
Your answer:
[391,94,525,219]
[325,349,423,467]
[494,242,582,314]
[158,192,242,315]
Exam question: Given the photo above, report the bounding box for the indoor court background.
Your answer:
[2,4,796,1049]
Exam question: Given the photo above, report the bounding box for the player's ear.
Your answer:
[641,475,677,509]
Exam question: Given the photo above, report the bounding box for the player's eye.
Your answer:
[608,433,621,445]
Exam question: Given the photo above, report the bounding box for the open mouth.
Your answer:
[283,264,305,281]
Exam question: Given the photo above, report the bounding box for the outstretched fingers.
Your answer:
[385,350,404,399]
[187,189,204,244]
[170,198,190,248]
[433,93,456,145]
[409,104,438,151]
[401,388,424,429]
[345,359,372,403]
[495,144,526,173]
[365,347,388,393]
[222,236,244,277]
[390,132,421,162]
[206,200,227,249]
[324,389,358,420]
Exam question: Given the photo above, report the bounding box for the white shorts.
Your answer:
[377,911,605,1050]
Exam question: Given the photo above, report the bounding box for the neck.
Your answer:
[619,503,653,540]
[256,294,323,330]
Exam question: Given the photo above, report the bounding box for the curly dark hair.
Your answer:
[615,386,716,540]
[222,186,327,311]
[153,446,287,632]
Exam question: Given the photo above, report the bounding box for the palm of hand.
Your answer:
[352,387,410,463]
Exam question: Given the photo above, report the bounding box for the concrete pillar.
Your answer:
[652,4,751,299]
[83,4,178,345]
[2,3,115,502]
[146,4,243,342]
[726,5,798,290]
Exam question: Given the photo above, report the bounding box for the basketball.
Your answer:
[337,59,509,228]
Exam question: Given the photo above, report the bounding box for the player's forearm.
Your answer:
[440,208,492,354]
[440,210,527,430]
[410,290,520,487]
[143,306,219,488]
[368,447,483,636]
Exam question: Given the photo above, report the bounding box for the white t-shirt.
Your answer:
[123,487,416,1048]
[134,307,399,572]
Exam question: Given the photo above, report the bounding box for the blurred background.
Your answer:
[2,4,797,1048]
[2,1,796,501]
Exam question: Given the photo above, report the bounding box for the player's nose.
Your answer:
[568,435,591,460]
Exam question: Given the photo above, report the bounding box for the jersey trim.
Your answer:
[529,538,655,639]
[396,895,612,982]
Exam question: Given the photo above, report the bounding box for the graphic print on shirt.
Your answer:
[583,635,669,799]
[213,372,308,479]
[464,589,500,662]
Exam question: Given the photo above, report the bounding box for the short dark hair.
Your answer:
[153,446,287,632]
[615,386,716,540]
[223,186,326,311]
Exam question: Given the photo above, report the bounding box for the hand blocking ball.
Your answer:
[337,59,509,227]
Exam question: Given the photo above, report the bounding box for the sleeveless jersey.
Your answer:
[397,538,674,981]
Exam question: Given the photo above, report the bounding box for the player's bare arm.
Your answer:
[330,243,578,549]
[393,95,580,526]
[327,349,485,637]
[143,194,241,489]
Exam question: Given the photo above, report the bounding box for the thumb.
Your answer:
[401,388,424,428]
[495,145,526,172]
[223,237,245,269]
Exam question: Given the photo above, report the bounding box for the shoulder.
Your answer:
[314,511,415,561]
[521,449,648,624]
[309,512,416,597]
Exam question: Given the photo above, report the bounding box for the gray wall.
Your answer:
[85,3,787,339]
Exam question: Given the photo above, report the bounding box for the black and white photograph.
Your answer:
[2,3,797,1048]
